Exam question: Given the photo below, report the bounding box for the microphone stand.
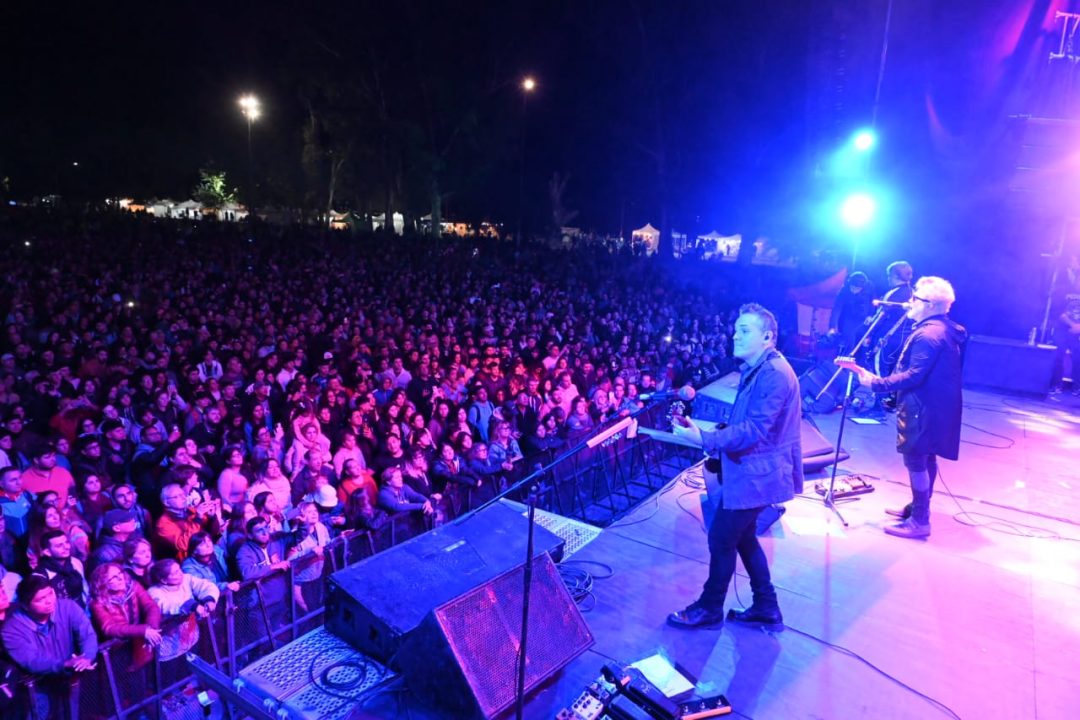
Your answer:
[458,406,654,718]
[514,483,540,720]
[817,309,889,526]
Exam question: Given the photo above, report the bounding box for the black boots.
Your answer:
[726,605,784,632]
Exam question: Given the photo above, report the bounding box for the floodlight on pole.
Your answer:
[238,95,261,121]
[517,76,538,245]
[238,94,261,208]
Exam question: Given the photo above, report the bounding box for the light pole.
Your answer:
[516,76,536,245]
[238,94,261,208]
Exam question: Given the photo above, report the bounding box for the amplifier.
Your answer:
[325,501,565,662]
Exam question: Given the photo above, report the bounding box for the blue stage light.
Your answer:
[853,129,877,152]
[840,193,877,229]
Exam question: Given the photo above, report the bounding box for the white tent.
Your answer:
[174,200,203,219]
[147,199,175,218]
[631,223,660,253]
[372,212,405,235]
[697,231,742,260]
[218,202,248,222]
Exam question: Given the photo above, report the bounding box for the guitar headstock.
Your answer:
[834,356,861,372]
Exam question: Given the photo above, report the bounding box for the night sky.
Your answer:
[3,0,1078,302]
[4,1,815,233]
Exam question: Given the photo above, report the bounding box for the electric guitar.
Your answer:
[833,356,864,373]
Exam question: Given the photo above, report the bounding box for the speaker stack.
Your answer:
[325,501,594,718]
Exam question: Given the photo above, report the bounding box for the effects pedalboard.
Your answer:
[556,664,731,720]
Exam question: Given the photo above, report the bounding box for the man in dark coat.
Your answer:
[668,303,802,630]
[829,271,875,358]
[850,276,966,539]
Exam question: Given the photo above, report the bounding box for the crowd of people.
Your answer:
[0,207,746,713]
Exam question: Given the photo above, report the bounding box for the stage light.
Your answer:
[853,129,876,152]
[522,76,536,92]
[840,193,877,229]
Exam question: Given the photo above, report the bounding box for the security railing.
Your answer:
[9,399,692,720]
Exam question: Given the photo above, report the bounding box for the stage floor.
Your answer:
[360,388,1080,719]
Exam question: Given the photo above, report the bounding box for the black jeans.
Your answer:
[902,452,938,494]
[699,501,777,612]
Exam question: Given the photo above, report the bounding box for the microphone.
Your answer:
[640,385,696,401]
[872,299,911,309]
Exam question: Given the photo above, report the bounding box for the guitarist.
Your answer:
[842,276,966,539]
[872,261,915,378]
[667,303,802,631]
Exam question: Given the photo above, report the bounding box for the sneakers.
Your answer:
[884,518,931,539]
[726,606,784,632]
[667,601,725,629]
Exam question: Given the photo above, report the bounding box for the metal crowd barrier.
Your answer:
[8,398,693,719]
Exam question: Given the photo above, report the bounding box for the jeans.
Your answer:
[699,500,777,612]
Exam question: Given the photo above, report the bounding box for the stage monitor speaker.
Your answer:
[799,361,845,414]
[398,552,594,719]
[692,371,739,425]
[325,501,565,662]
[963,335,1056,395]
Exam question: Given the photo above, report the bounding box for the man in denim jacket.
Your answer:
[669,303,802,630]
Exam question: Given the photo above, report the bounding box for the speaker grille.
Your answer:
[432,553,593,718]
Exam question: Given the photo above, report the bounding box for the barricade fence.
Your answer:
[11,399,691,720]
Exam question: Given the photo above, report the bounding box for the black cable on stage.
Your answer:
[561,559,614,579]
[558,564,595,603]
[782,625,963,720]
[936,467,1080,541]
[730,575,962,720]
[675,489,707,532]
[959,421,1015,449]
[306,646,400,705]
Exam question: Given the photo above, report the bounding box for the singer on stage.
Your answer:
[847,276,967,539]
[668,303,803,630]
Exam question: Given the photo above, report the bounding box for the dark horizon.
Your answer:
[3,1,1078,247]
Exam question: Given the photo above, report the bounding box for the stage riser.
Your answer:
[963,335,1056,396]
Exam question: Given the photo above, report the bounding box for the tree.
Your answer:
[192,169,237,209]
[549,172,579,236]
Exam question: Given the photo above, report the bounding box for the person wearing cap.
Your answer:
[20,443,75,508]
[311,352,336,392]
[101,417,134,487]
[109,483,154,539]
[87,508,139,575]
[1,575,98,719]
